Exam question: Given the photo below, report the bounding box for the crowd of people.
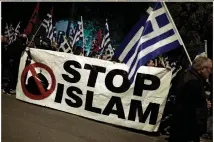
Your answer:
[1,32,213,142]
[1,34,117,94]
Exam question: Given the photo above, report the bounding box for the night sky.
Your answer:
[1,2,149,34]
[1,2,213,58]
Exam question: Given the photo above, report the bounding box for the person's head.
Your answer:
[74,46,83,55]
[192,56,212,79]
[146,60,155,67]
[1,36,8,43]
[101,54,108,60]
[90,51,97,58]
[51,41,58,50]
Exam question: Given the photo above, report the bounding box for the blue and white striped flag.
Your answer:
[114,2,182,83]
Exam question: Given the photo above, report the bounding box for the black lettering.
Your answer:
[105,69,130,93]
[62,60,82,83]
[128,100,160,125]
[134,73,160,96]
[141,103,160,125]
[128,100,143,122]
[84,64,106,87]
[102,96,125,119]
[54,83,64,103]
[65,86,83,108]
[85,91,102,114]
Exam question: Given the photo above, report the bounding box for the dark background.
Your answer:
[1,2,213,59]
[1,2,149,35]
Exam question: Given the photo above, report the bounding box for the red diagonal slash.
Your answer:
[28,64,46,95]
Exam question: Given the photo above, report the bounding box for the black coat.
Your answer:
[169,69,208,142]
[6,38,26,61]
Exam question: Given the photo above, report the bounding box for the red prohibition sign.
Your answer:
[21,63,56,100]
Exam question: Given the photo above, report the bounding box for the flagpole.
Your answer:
[81,16,85,56]
[28,22,43,47]
[15,22,20,32]
[162,2,192,65]
[204,40,207,57]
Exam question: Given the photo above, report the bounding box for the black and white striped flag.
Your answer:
[4,23,10,38]
[58,36,72,53]
[100,19,114,60]
[8,24,15,44]
[68,27,75,45]
[41,7,56,42]
[11,22,21,42]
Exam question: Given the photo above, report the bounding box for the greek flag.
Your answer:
[42,7,55,42]
[72,21,83,48]
[114,2,181,83]
[101,19,111,50]
[100,19,114,60]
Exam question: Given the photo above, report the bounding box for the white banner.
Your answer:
[16,48,172,132]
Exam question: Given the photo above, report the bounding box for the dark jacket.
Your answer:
[169,69,208,142]
[6,37,26,61]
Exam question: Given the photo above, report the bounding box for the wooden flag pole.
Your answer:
[162,2,192,65]
[28,22,43,47]
[81,16,85,56]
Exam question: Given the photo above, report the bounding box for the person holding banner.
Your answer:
[168,56,212,142]
[3,34,27,95]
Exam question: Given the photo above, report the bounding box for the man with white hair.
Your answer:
[169,56,212,142]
